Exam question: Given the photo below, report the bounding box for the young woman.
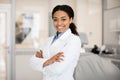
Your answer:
[30,5,81,80]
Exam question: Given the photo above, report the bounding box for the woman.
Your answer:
[30,5,81,80]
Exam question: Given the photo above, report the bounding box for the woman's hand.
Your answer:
[50,52,64,62]
[43,52,64,67]
[35,50,43,58]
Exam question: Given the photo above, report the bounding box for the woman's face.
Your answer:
[52,10,72,33]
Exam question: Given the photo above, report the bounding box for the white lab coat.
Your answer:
[30,29,81,80]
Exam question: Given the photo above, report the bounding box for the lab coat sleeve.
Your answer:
[29,38,50,72]
[30,54,48,72]
[44,37,81,75]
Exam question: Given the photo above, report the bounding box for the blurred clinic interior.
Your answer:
[0,0,120,80]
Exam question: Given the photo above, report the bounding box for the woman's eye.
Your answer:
[62,19,66,21]
[53,18,66,22]
[53,19,57,21]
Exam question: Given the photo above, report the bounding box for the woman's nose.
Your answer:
[57,20,62,25]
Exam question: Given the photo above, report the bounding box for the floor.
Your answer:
[0,47,6,80]
[0,62,6,80]
[0,71,6,80]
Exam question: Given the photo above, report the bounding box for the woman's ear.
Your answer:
[70,18,73,24]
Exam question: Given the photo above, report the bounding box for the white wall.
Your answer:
[0,0,10,4]
[49,0,76,13]
[76,0,102,48]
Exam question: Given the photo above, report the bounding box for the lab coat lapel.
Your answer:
[59,29,72,41]
[49,29,72,55]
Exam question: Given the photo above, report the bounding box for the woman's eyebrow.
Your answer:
[61,16,67,18]
[53,16,67,19]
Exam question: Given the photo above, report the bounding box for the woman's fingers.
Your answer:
[57,52,64,57]
[36,51,43,58]
[55,57,63,62]
[55,52,64,62]
[43,52,64,67]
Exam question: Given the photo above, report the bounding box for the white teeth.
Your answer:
[58,26,63,29]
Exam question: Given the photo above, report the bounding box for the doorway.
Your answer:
[0,4,12,80]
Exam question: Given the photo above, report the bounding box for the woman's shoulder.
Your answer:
[67,34,81,47]
[71,34,80,40]
[68,34,81,43]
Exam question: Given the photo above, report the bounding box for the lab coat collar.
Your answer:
[58,28,72,40]
[50,28,72,45]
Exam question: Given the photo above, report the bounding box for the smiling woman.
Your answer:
[30,5,82,80]
[52,10,72,33]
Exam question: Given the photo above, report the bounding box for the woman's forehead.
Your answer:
[53,11,69,18]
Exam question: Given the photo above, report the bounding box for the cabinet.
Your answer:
[103,0,120,45]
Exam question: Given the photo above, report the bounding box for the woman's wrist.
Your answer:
[43,59,54,67]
